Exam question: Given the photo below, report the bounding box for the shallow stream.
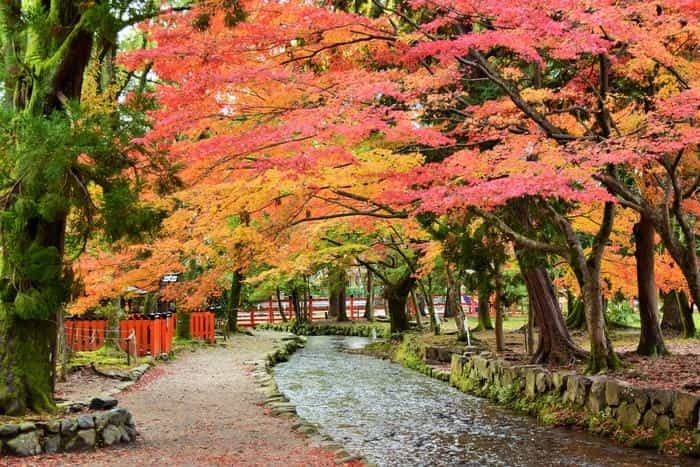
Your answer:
[273,336,693,467]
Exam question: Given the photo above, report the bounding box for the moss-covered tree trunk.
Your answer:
[634,214,667,356]
[0,0,95,414]
[384,276,414,334]
[474,289,494,331]
[494,262,505,352]
[565,290,586,330]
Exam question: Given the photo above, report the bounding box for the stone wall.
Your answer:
[449,351,700,453]
[0,407,136,457]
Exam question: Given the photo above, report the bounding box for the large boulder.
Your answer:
[672,392,699,428]
[6,431,42,456]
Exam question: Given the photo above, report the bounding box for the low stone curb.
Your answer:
[251,333,372,466]
[0,407,137,457]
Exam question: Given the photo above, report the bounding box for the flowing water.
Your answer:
[273,336,695,467]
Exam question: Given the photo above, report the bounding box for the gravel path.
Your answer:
[6,332,340,466]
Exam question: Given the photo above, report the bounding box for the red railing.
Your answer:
[235,295,484,327]
[65,318,108,351]
[190,311,215,344]
[67,313,176,357]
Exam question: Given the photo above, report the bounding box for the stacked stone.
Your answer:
[0,403,136,457]
[450,352,700,436]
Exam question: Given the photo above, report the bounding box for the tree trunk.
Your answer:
[276,287,287,322]
[634,215,667,356]
[225,271,243,335]
[494,263,505,352]
[526,300,534,355]
[364,269,375,321]
[291,288,303,322]
[0,317,56,415]
[565,290,586,330]
[384,276,414,333]
[521,266,587,365]
[445,264,467,339]
[419,280,439,335]
[662,290,695,338]
[582,279,619,372]
[328,268,348,321]
[474,289,494,331]
[679,291,696,338]
[410,289,423,328]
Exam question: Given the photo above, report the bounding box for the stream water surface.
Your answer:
[273,336,695,467]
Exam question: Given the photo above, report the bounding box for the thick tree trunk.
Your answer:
[328,268,348,321]
[634,215,667,356]
[0,316,56,414]
[384,276,414,333]
[364,270,375,321]
[521,266,587,365]
[679,291,696,338]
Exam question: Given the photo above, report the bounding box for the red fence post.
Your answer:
[350,295,355,320]
[309,296,314,322]
[268,297,273,324]
[250,309,255,327]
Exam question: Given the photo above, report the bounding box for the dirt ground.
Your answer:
[4,332,341,466]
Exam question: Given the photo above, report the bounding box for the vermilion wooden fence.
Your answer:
[67,313,176,357]
[65,318,108,351]
[189,311,215,343]
[235,295,483,327]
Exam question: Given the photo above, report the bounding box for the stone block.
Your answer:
[6,431,42,456]
[656,415,671,433]
[535,371,551,394]
[605,379,631,407]
[642,410,657,428]
[672,392,700,428]
[60,419,78,435]
[101,425,122,446]
[649,389,675,414]
[64,429,96,452]
[587,376,607,413]
[552,371,575,394]
[77,415,95,430]
[44,434,61,454]
[565,375,591,406]
[617,402,642,430]
[0,423,20,437]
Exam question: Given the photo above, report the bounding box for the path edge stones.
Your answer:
[250,333,373,466]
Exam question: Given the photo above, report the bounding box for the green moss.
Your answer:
[66,346,151,371]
